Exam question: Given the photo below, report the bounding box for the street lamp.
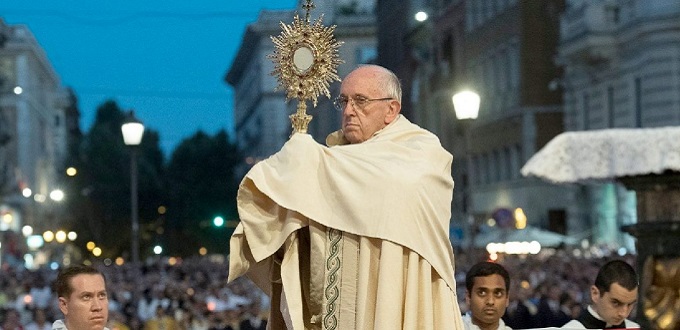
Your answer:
[121,111,144,264]
[451,90,480,255]
[452,91,480,120]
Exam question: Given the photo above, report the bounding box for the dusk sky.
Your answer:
[2,0,298,155]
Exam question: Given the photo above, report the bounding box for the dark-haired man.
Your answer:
[52,265,109,330]
[562,259,639,329]
[463,261,512,330]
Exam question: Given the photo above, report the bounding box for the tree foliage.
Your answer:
[71,100,165,260]
[68,100,241,261]
[165,130,240,256]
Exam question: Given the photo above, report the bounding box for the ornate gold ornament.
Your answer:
[269,0,344,134]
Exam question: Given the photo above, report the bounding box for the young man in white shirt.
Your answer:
[463,262,512,330]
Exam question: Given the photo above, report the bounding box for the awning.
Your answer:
[521,126,680,184]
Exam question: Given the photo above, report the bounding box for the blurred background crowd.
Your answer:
[0,248,636,330]
[0,256,268,330]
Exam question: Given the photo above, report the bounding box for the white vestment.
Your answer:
[229,116,464,329]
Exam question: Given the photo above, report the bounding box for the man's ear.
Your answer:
[384,100,401,124]
[59,297,68,315]
[590,285,600,302]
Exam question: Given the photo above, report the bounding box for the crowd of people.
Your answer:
[0,248,637,330]
[0,256,269,330]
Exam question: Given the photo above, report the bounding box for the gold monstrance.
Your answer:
[269,0,343,134]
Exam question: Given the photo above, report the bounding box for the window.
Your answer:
[606,5,620,24]
[498,48,508,93]
[634,78,642,127]
[607,86,615,128]
[510,144,521,179]
[443,33,455,76]
[508,41,520,92]
[501,147,510,181]
[488,150,497,183]
[548,209,567,234]
[481,153,489,185]
[583,92,590,130]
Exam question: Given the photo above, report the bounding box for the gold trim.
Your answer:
[324,228,342,329]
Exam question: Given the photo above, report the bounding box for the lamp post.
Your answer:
[452,90,480,256]
[452,91,480,120]
[121,111,144,264]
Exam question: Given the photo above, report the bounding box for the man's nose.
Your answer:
[92,298,103,310]
[620,305,631,317]
[343,99,356,115]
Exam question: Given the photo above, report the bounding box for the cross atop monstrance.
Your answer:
[301,0,315,15]
[269,0,344,134]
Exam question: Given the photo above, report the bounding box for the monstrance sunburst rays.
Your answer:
[268,0,344,134]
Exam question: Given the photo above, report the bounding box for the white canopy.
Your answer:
[521,126,680,184]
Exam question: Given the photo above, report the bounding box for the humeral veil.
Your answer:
[228,116,464,329]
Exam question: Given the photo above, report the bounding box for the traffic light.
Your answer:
[213,216,225,227]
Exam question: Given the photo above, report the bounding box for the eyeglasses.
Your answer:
[333,95,393,112]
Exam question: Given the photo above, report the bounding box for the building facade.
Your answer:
[463,0,570,241]
[379,0,575,247]
[558,0,680,246]
[0,19,71,264]
[225,10,296,180]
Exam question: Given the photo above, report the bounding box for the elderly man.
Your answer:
[52,265,110,330]
[229,64,464,329]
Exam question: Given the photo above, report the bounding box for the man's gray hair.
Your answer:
[359,64,402,103]
[383,68,402,103]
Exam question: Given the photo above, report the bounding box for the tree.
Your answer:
[165,130,240,256]
[71,100,165,260]
[66,99,241,260]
